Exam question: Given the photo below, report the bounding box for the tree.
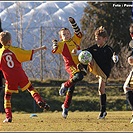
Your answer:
[81,2,132,50]
[80,2,133,79]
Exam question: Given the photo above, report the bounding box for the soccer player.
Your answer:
[72,26,118,119]
[52,17,86,119]
[123,56,133,124]
[0,31,50,123]
[123,23,133,124]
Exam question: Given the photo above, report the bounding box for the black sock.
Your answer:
[100,94,106,112]
[126,91,133,110]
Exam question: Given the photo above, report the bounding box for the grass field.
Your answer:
[1,111,133,132]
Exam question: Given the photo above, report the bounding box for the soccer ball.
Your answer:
[78,50,92,65]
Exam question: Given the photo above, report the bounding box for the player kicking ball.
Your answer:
[0,31,50,123]
[72,26,119,119]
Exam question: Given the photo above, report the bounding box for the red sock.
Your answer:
[64,92,72,108]
[64,79,73,88]
[5,108,12,119]
[33,93,44,103]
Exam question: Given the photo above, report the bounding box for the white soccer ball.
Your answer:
[78,50,92,65]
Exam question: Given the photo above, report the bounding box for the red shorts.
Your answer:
[5,72,31,93]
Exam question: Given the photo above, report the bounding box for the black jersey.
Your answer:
[84,44,114,78]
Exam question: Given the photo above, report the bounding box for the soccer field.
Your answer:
[1,111,133,132]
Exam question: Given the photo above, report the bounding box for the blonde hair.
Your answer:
[0,31,11,46]
[95,26,108,38]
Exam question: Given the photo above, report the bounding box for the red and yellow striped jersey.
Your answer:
[0,45,33,85]
[52,33,82,70]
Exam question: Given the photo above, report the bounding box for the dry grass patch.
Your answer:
[1,111,133,131]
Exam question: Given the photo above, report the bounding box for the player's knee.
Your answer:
[98,88,105,95]
[72,72,84,83]
[4,93,12,99]
[27,85,34,91]
[67,86,75,93]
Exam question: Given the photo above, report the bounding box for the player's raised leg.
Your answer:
[27,85,50,111]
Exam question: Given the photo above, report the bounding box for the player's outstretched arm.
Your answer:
[68,17,81,36]
[33,45,47,54]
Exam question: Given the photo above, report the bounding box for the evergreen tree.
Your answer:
[80,2,133,79]
[81,2,132,52]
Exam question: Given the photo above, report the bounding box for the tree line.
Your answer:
[80,2,133,81]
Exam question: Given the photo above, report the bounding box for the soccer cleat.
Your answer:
[38,101,50,111]
[97,112,107,119]
[61,104,68,119]
[44,103,50,111]
[59,83,68,96]
[3,117,12,123]
[77,63,87,76]
[130,117,133,124]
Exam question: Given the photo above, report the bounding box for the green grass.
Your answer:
[0,79,129,113]
[0,79,131,132]
[1,111,133,131]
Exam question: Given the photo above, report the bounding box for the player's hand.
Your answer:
[52,39,58,49]
[41,45,47,50]
[112,52,119,63]
[52,39,58,43]
[71,49,77,55]
[33,45,47,53]
[68,17,75,24]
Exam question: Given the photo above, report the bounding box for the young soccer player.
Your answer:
[52,17,86,119]
[0,31,50,123]
[123,23,133,124]
[73,26,118,119]
[123,55,133,124]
